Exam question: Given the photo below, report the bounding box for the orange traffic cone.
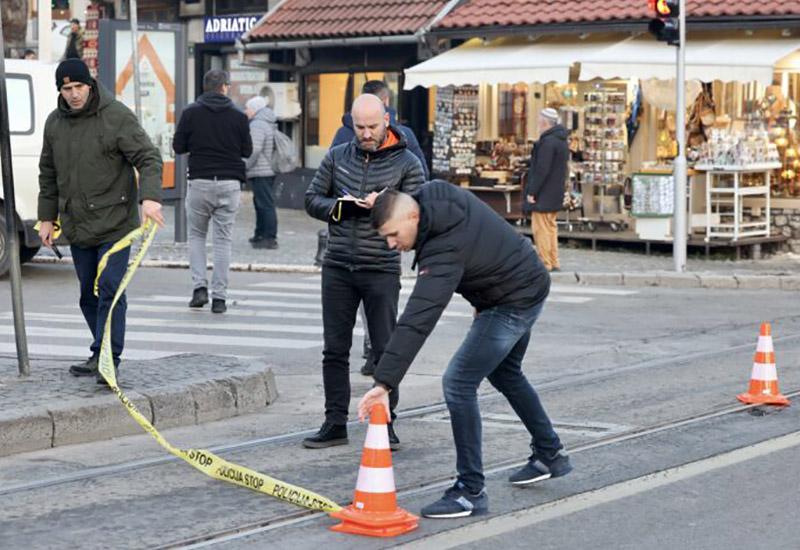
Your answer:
[330,404,418,537]
[737,323,790,406]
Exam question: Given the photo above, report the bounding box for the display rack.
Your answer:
[581,88,628,228]
[432,86,479,176]
[696,165,779,241]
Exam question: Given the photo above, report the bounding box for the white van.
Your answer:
[0,59,58,276]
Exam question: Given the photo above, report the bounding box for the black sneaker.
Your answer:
[248,235,264,244]
[302,422,348,449]
[509,449,573,485]
[69,355,98,377]
[360,361,375,376]
[211,299,227,314]
[387,422,400,451]
[189,287,209,308]
[421,481,488,519]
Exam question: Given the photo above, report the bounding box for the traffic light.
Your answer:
[648,0,680,46]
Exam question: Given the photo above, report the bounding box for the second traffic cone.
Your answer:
[330,404,418,537]
[737,323,790,406]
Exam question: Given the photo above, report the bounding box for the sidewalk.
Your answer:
[0,354,278,457]
[33,190,800,283]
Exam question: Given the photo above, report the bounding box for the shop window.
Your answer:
[304,71,400,149]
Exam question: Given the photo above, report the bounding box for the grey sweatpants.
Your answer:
[186,179,241,300]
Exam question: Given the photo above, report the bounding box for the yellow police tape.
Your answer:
[94,220,342,513]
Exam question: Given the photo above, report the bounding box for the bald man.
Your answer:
[303,93,425,450]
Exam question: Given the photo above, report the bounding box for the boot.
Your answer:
[302,421,348,449]
[211,299,227,314]
[69,355,98,377]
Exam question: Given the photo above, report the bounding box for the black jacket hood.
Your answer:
[197,92,234,112]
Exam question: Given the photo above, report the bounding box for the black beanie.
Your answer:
[55,59,93,90]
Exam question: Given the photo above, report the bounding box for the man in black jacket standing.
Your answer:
[524,108,570,272]
[359,181,571,519]
[173,70,252,314]
[304,94,425,450]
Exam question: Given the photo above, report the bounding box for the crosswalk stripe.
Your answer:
[0,342,170,360]
[0,325,320,350]
[4,312,335,336]
[551,284,638,296]
[228,288,474,307]
[249,281,633,297]
[131,296,474,318]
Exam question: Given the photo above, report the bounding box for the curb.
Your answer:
[550,271,800,290]
[0,360,279,457]
[31,257,797,289]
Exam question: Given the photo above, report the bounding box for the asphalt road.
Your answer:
[1,263,799,549]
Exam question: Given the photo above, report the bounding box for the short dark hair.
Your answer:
[70,18,80,25]
[362,80,390,100]
[371,189,403,229]
[203,69,230,93]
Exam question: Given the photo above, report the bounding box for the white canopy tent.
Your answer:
[403,37,621,89]
[579,36,800,85]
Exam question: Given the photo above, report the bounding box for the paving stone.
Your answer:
[50,393,153,447]
[549,271,578,284]
[779,276,800,291]
[734,275,782,290]
[264,369,279,405]
[145,386,197,429]
[191,380,238,424]
[622,272,660,287]
[0,407,53,456]
[577,272,623,286]
[227,372,270,415]
[698,274,739,289]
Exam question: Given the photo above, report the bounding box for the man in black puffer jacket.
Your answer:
[303,94,425,450]
[358,181,571,519]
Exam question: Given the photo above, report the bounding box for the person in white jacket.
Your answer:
[245,96,278,249]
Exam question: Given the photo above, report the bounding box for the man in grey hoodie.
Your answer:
[245,96,278,249]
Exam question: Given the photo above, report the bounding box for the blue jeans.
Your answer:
[443,302,563,493]
[250,176,277,240]
[70,242,130,366]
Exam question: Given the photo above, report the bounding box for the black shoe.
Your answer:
[302,421,348,449]
[69,355,98,377]
[509,449,573,485]
[360,360,375,376]
[388,422,400,451]
[550,267,562,273]
[253,238,278,250]
[248,235,264,244]
[211,299,227,314]
[189,287,209,308]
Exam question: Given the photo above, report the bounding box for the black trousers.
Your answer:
[321,265,400,424]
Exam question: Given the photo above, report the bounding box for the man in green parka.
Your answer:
[37,58,165,385]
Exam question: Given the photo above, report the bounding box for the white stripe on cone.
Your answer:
[756,336,774,353]
[752,362,778,382]
[364,423,390,450]
[355,466,396,494]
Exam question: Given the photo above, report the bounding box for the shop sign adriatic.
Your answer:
[204,15,260,43]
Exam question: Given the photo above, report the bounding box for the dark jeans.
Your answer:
[250,176,277,240]
[443,302,563,493]
[321,265,400,424]
[70,242,131,366]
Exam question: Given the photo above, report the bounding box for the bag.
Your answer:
[272,128,299,174]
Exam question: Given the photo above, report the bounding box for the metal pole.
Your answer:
[673,0,687,272]
[129,0,142,122]
[37,0,52,62]
[0,8,31,376]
